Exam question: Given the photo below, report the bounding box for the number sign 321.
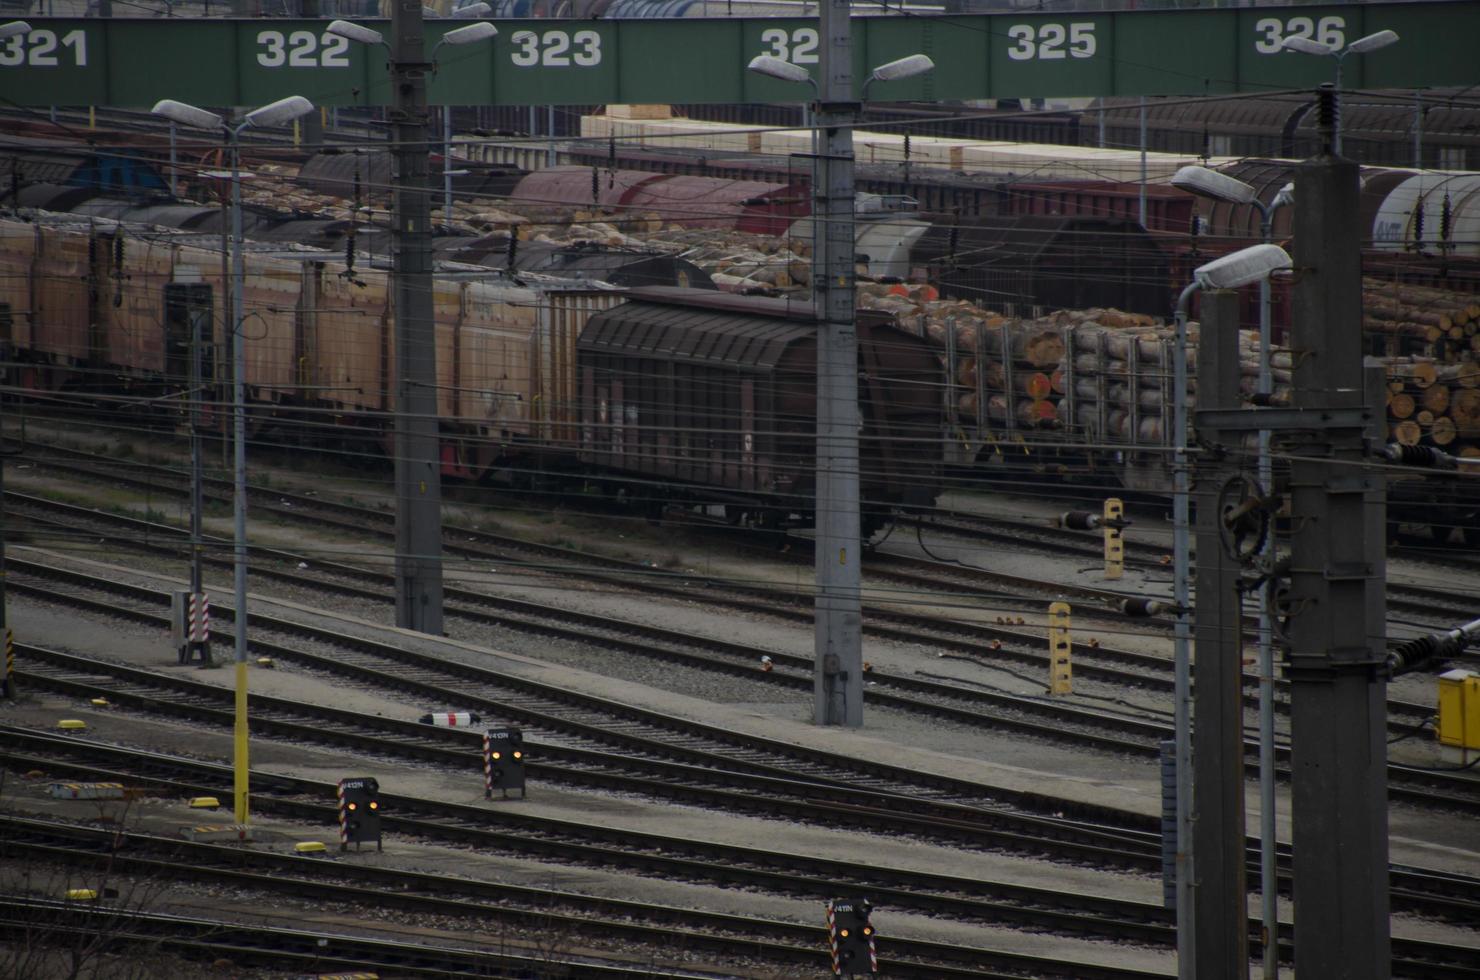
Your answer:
[0,29,88,67]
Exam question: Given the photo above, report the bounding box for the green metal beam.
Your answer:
[0,3,1471,108]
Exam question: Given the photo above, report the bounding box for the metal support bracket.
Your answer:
[1194,405,1371,434]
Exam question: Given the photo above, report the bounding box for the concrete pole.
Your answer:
[230,128,250,824]
[189,262,208,667]
[1138,96,1147,229]
[1413,90,1423,169]
[391,0,445,635]
[444,104,453,232]
[1287,85,1390,979]
[1171,285,1197,979]
[169,121,177,197]
[1191,287,1248,979]
[1255,208,1279,980]
[547,105,556,168]
[812,0,863,727]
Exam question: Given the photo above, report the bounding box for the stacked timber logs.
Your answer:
[866,281,1480,460]
[1366,279,1480,459]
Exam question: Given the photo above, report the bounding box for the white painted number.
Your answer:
[1254,15,1345,54]
[256,29,352,68]
[759,27,819,65]
[510,29,602,68]
[0,29,88,67]
[1006,22,1096,62]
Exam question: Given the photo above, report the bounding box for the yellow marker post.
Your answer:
[1048,602,1072,695]
[234,660,249,824]
[1103,498,1124,581]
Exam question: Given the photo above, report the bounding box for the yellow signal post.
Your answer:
[1103,498,1125,581]
[1048,602,1072,695]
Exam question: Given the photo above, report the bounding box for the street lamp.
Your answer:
[861,54,935,100]
[327,14,497,636]
[1170,166,1292,980]
[150,94,315,827]
[745,47,932,727]
[1281,28,1399,156]
[1169,241,1291,980]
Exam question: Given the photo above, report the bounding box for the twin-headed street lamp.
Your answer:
[150,93,316,826]
[745,48,932,726]
[1169,241,1291,980]
[1170,162,1293,980]
[1280,28,1399,156]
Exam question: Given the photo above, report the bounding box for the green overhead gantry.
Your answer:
[0,2,1473,108]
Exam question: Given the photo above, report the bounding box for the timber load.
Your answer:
[865,280,1480,464]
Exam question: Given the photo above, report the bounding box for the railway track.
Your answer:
[925,508,1480,627]
[0,816,1159,980]
[4,485,1453,770]
[13,548,1480,818]
[5,444,1449,733]
[6,728,1479,977]
[12,641,1480,930]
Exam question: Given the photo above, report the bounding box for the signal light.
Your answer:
[483,728,527,800]
[337,777,382,853]
[827,898,877,975]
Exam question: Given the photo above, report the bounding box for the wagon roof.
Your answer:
[579,290,818,369]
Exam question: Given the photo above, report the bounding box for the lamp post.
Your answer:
[1170,164,1293,980]
[1280,29,1399,156]
[326,16,496,636]
[747,45,932,727]
[150,94,315,826]
[1171,241,1292,980]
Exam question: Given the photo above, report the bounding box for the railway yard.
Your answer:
[2,14,1480,973]
[0,419,1477,977]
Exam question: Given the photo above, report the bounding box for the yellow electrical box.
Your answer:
[1438,670,1480,759]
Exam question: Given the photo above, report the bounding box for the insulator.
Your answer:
[1386,634,1448,678]
[1060,510,1099,531]
[903,132,911,161]
[591,166,599,205]
[1384,443,1456,470]
[1119,597,1166,618]
[1413,202,1425,251]
[1317,83,1337,151]
[1441,193,1453,246]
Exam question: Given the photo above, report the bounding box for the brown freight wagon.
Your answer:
[577,287,943,532]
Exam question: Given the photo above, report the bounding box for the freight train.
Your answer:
[0,214,942,532]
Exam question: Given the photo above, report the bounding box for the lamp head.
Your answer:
[747,54,812,85]
[1345,29,1398,55]
[454,1,492,15]
[1194,243,1291,290]
[1170,165,1256,205]
[440,21,497,45]
[1280,35,1336,56]
[1272,182,1295,209]
[0,20,31,41]
[151,99,225,133]
[325,19,385,46]
[243,95,315,129]
[869,53,935,84]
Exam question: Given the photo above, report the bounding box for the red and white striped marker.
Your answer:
[418,712,481,727]
[188,592,210,644]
